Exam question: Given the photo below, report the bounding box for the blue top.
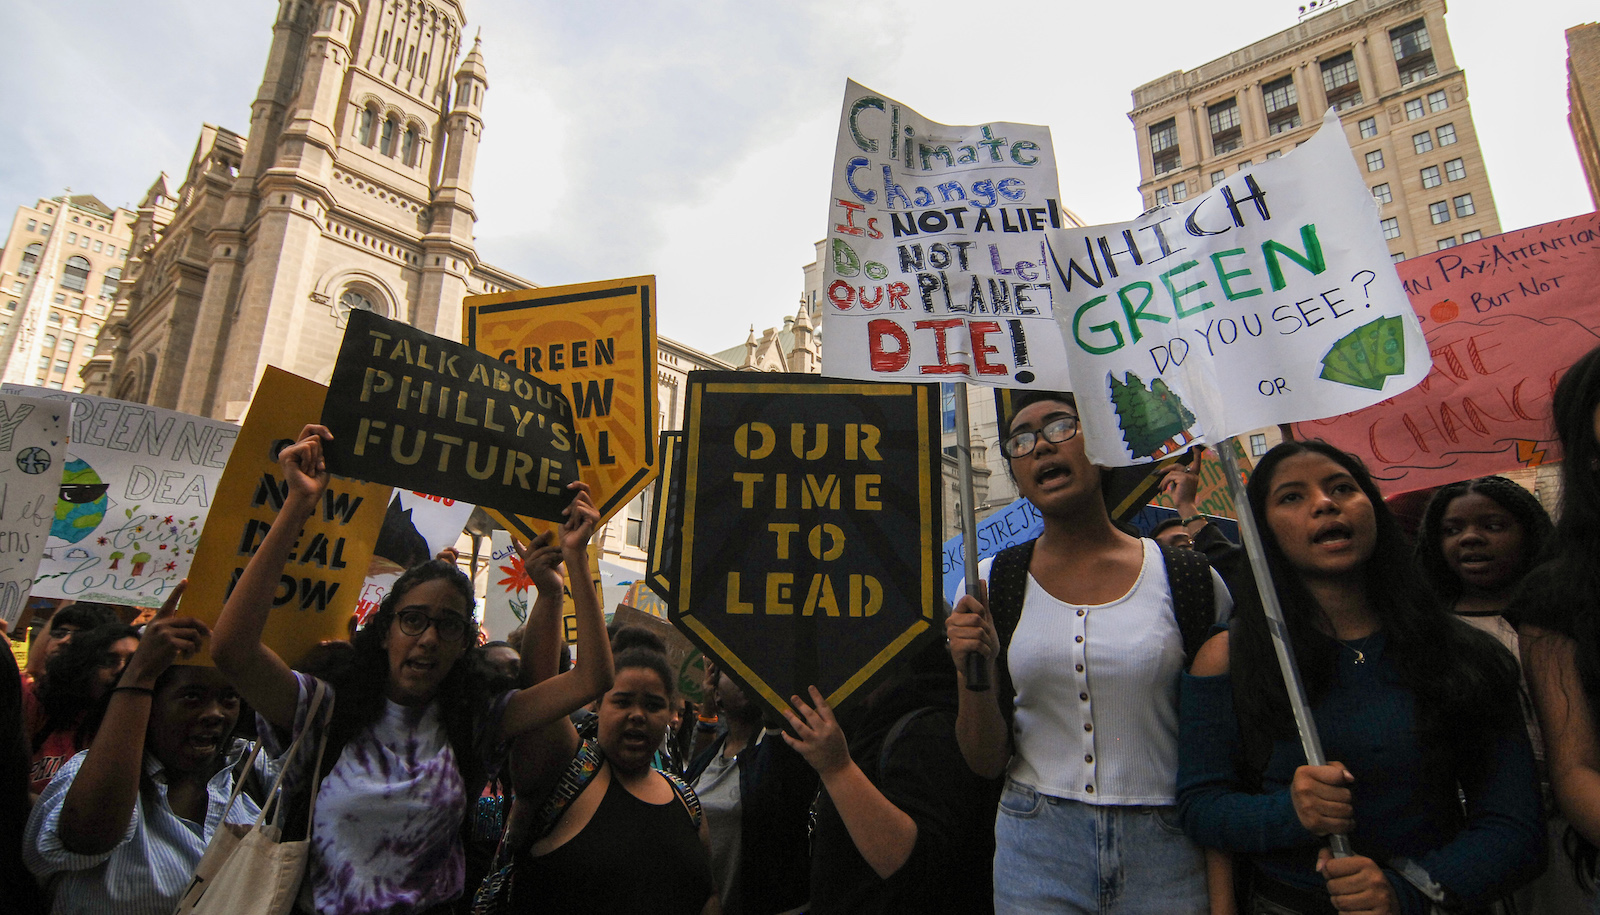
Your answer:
[1177,632,1544,914]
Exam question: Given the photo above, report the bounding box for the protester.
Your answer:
[482,640,521,684]
[686,663,814,915]
[1150,516,1197,550]
[1417,475,1552,645]
[22,603,120,685]
[211,425,614,915]
[24,623,139,795]
[1156,452,1246,590]
[1519,344,1600,910]
[23,584,267,915]
[1178,440,1544,914]
[945,391,1231,913]
[785,639,1001,914]
[510,645,717,913]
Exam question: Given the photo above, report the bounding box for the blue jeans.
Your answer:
[994,779,1207,914]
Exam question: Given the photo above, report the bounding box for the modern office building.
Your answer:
[1129,0,1501,261]
[0,195,132,391]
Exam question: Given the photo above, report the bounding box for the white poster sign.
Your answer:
[480,529,528,641]
[0,396,70,624]
[354,490,477,626]
[1046,111,1428,467]
[0,385,238,605]
[821,79,1073,387]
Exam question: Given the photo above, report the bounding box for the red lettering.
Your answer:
[1431,342,1469,381]
[1507,379,1540,422]
[866,217,883,240]
[834,199,866,236]
[828,280,855,310]
[868,319,911,372]
[887,282,910,310]
[968,321,1006,376]
[858,285,884,309]
[914,319,970,375]
[1465,333,1508,376]
[1368,421,1414,465]
[1437,403,1464,444]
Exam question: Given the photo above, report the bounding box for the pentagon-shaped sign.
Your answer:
[646,431,685,603]
[670,372,942,721]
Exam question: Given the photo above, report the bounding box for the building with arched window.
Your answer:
[85,0,528,418]
[0,194,133,390]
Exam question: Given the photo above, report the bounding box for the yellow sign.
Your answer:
[182,368,391,668]
[464,277,658,540]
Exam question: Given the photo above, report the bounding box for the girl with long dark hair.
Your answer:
[212,425,614,915]
[1179,440,1544,913]
[1519,343,1600,909]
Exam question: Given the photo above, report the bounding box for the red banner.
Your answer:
[1295,213,1600,494]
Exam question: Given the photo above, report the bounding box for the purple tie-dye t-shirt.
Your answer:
[263,671,509,915]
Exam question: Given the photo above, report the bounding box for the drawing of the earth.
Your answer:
[53,459,110,543]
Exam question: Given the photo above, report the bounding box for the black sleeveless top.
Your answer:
[512,773,714,913]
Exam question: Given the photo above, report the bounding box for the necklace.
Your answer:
[1341,633,1377,665]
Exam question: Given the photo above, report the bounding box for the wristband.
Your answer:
[1180,515,1204,526]
[112,685,155,696]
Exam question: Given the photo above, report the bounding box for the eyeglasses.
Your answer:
[395,609,470,643]
[1002,416,1080,458]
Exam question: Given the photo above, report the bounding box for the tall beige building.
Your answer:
[87,0,527,419]
[0,195,132,391]
[1130,0,1500,261]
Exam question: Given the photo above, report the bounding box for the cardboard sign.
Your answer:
[645,431,685,603]
[1295,213,1600,492]
[670,372,942,721]
[0,396,69,625]
[1,384,239,605]
[1045,110,1429,467]
[322,310,579,527]
[613,603,705,704]
[182,368,390,667]
[464,277,659,531]
[821,80,1074,389]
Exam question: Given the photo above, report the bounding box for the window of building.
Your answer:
[87,324,99,336]
[10,283,22,294]
[1267,150,1283,159]
[1404,98,1425,120]
[52,293,65,305]
[40,224,49,233]
[1372,183,1392,204]
[1320,51,1363,109]
[1443,158,1465,182]
[1437,237,1457,250]
[1430,201,1451,224]
[1172,181,1188,201]
[1391,251,1406,263]
[20,243,41,277]
[71,297,82,309]
[48,311,62,325]
[1421,166,1441,188]
[66,232,77,245]
[42,335,55,349]
[61,256,90,292]
[1427,89,1448,112]
[1209,170,1226,187]
[1436,123,1457,146]
[1391,19,1438,85]
[25,219,36,232]
[1263,75,1300,134]
[1155,187,1169,206]
[1453,194,1475,217]
[59,339,73,354]
[402,125,419,166]
[1365,150,1385,171]
[1359,117,1378,138]
[359,107,376,146]
[624,492,647,548]
[1250,433,1268,457]
[53,361,68,374]
[82,340,95,356]
[78,236,88,249]
[91,303,105,316]
[1208,99,1242,155]
[37,356,49,370]
[380,117,397,156]
[1149,118,1181,175]
[3,299,14,311]
[940,383,957,433]
[1413,131,1433,154]
[1238,160,1251,169]
[93,240,102,253]
[63,315,78,330]
[71,216,79,225]
[1462,230,1483,242]
[1382,217,1401,239]
[101,267,121,300]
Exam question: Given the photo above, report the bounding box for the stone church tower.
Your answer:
[87,0,528,419]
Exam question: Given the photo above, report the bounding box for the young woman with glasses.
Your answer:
[212,425,615,915]
[945,392,1232,914]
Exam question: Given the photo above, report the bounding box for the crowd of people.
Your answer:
[10,341,1600,913]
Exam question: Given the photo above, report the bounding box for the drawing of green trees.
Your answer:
[1108,372,1197,459]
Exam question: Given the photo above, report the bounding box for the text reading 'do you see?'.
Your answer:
[821,79,1076,389]
[321,310,579,522]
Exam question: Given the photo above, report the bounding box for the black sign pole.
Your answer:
[953,381,989,692]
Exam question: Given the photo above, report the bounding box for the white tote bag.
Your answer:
[174,680,333,915]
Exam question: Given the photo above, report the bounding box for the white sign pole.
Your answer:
[951,381,988,691]
[1217,439,1351,858]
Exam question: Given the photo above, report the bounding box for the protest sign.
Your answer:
[1046,110,1428,467]
[1295,212,1600,492]
[353,489,476,625]
[646,431,685,603]
[940,496,1042,603]
[481,529,528,641]
[183,368,390,667]
[623,579,670,620]
[821,80,1075,388]
[464,276,659,530]
[322,310,579,529]
[0,384,239,605]
[1145,441,1251,519]
[0,396,69,625]
[671,372,942,720]
[612,603,705,703]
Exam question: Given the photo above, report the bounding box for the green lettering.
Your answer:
[1072,296,1125,355]
[1210,248,1263,300]
[1159,260,1214,319]
[1263,224,1326,291]
[1118,281,1168,344]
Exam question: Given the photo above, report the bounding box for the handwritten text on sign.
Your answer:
[1045,110,1429,467]
[0,397,69,625]
[821,80,1075,389]
[1296,213,1600,492]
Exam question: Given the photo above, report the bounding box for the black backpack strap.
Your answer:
[662,770,704,829]
[532,738,605,840]
[878,707,940,776]
[1159,543,1216,668]
[987,538,1037,730]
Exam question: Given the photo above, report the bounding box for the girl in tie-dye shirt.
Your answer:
[213,425,615,914]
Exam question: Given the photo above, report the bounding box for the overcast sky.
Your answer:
[0,0,1590,355]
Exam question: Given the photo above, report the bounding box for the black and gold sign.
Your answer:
[670,372,942,720]
[321,311,579,522]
